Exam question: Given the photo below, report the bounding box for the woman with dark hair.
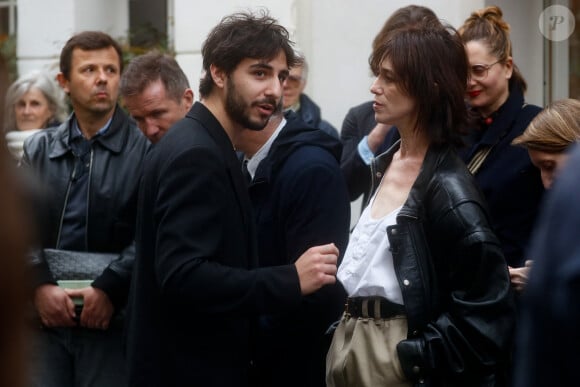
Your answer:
[327,19,515,387]
[458,6,544,274]
[340,5,439,206]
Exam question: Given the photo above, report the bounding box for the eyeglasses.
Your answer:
[284,75,305,88]
[470,60,501,80]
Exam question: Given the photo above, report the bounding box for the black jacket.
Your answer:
[21,106,150,308]
[249,112,350,387]
[459,88,543,267]
[371,141,516,387]
[127,103,303,387]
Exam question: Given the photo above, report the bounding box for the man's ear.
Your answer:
[56,73,70,94]
[182,88,194,109]
[210,64,226,90]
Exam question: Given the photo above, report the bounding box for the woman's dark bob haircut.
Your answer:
[370,20,469,146]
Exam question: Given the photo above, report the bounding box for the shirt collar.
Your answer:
[245,117,287,179]
[71,116,113,141]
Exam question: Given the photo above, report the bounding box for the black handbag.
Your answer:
[43,248,117,281]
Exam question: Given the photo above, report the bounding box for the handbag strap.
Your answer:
[467,103,529,175]
[467,146,493,174]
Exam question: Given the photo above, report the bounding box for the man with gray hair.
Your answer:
[282,51,338,138]
[120,51,194,143]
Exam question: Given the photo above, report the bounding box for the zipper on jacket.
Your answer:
[84,148,94,250]
[56,159,77,248]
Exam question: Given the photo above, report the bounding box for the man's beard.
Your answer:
[225,77,278,131]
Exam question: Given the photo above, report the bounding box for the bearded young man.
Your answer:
[126,11,340,387]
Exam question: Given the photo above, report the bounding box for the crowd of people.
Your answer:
[1,4,579,387]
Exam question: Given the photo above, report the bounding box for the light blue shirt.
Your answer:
[357,135,375,165]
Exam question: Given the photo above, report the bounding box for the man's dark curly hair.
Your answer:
[199,10,296,98]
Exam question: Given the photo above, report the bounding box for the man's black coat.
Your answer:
[126,103,302,387]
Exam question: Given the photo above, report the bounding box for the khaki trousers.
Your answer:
[326,313,411,387]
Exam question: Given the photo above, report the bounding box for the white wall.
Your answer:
[16,0,129,77]
[490,0,545,106]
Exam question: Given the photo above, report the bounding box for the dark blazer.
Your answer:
[249,112,350,387]
[459,88,544,267]
[513,144,580,387]
[126,103,303,387]
[340,101,399,204]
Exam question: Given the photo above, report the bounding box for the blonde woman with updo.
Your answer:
[458,6,544,282]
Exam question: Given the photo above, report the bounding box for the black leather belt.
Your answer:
[345,297,405,319]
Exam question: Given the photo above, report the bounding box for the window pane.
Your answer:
[129,0,168,48]
[0,7,9,36]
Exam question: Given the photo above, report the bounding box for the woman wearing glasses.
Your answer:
[458,6,543,281]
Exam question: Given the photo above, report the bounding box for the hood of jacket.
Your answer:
[297,93,322,126]
[253,111,342,183]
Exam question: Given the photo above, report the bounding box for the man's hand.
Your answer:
[34,284,77,327]
[295,243,339,295]
[509,260,533,293]
[64,287,114,330]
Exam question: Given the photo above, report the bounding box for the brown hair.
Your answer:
[370,21,469,146]
[512,98,580,152]
[458,5,527,93]
[371,5,439,53]
[59,31,123,80]
[199,10,296,98]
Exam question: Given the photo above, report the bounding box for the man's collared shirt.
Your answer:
[245,117,287,180]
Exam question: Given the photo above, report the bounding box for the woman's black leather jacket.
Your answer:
[370,141,516,387]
